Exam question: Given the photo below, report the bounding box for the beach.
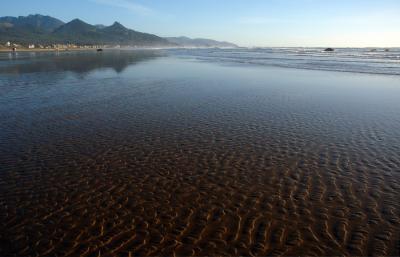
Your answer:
[0,48,99,53]
[0,50,399,256]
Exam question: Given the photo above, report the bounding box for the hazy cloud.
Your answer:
[89,0,154,15]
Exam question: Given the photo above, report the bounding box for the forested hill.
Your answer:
[0,14,171,46]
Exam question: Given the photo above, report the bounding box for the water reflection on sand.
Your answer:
[0,50,399,256]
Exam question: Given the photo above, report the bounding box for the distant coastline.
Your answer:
[0,47,97,53]
[0,46,240,53]
[1,14,238,49]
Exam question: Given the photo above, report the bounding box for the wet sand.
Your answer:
[0,51,399,256]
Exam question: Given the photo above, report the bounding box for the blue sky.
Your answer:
[2,0,400,47]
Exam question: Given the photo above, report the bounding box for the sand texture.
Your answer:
[0,51,399,256]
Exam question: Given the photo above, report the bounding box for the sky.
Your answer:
[1,0,400,47]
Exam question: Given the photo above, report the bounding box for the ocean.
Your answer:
[170,47,400,75]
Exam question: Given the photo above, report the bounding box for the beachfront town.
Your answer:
[1,41,110,51]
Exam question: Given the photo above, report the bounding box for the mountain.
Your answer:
[165,36,237,48]
[52,20,170,45]
[0,14,66,44]
[0,14,237,48]
[0,14,64,33]
[102,22,127,34]
[54,19,96,34]
[101,22,171,46]
[52,19,104,44]
[0,15,171,46]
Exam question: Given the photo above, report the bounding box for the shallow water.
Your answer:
[170,47,400,75]
[0,50,400,256]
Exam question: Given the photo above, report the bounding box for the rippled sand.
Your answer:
[0,51,400,256]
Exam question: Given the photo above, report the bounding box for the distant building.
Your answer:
[28,44,35,49]
[6,41,11,47]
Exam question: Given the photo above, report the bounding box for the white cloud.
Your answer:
[89,0,154,16]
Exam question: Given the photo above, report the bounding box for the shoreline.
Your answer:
[0,46,240,53]
[0,48,99,53]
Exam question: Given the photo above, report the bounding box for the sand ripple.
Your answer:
[1,54,400,256]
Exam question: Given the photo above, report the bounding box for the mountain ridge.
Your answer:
[165,36,237,48]
[0,14,64,33]
[0,14,238,48]
[0,14,170,46]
